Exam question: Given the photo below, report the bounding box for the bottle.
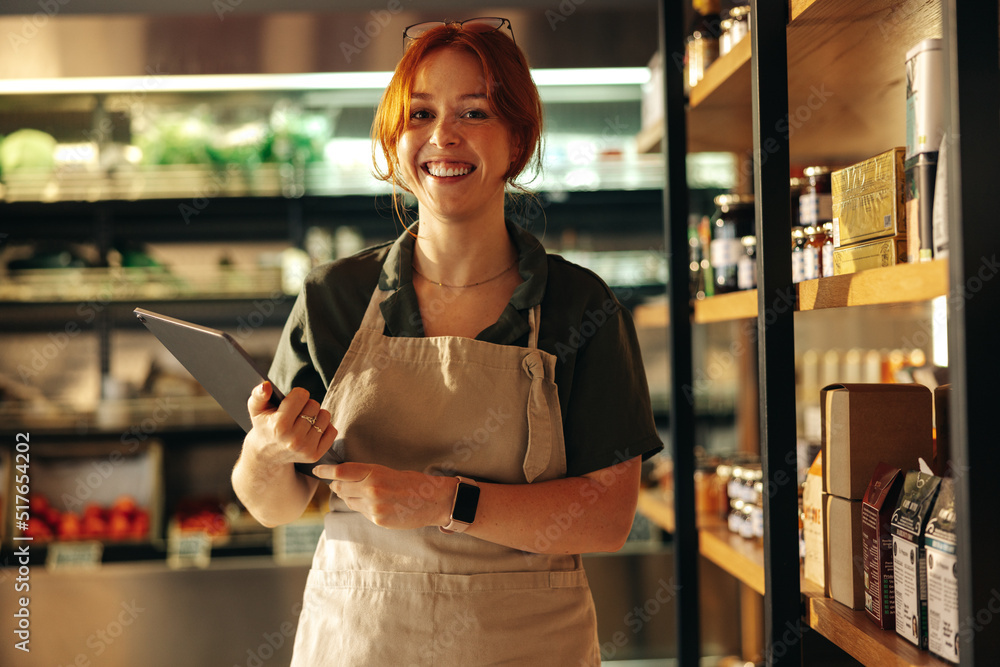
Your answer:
[737,235,757,290]
[803,225,828,280]
[685,0,721,92]
[791,226,807,283]
[821,221,835,277]
[800,165,833,228]
[709,194,755,294]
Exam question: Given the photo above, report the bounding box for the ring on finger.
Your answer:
[299,414,317,426]
[312,424,323,434]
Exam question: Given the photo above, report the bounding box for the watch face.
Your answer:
[452,482,481,524]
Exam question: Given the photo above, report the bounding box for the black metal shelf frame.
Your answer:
[658,0,999,665]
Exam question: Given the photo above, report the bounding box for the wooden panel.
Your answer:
[636,488,675,534]
[693,289,758,323]
[688,36,753,155]
[796,260,948,310]
[698,522,766,596]
[786,0,943,165]
[804,590,953,667]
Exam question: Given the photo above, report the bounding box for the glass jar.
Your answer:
[737,235,757,290]
[729,499,745,534]
[803,225,828,280]
[727,4,751,49]
[791,226,807,283]
[789,176,807,229]
[719,18,734,56]
[709,194,755,294]
[686,30,720,90]
[800,165,833,228]
[822,221,835,277]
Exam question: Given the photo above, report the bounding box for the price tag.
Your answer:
[46,541,103,569]
[273,517,324,563]
[167,531,212,569]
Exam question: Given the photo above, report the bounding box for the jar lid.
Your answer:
[792,226,806,238]
[714,193,755,208]
[741,235,756,246]
[720,18,733,29]
[803,165,831,177]
[804,225,818,235]
[729,4,751,19]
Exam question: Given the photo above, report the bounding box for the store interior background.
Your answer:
[0,1,947,666]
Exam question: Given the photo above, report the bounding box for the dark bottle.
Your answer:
[709,194,755,294]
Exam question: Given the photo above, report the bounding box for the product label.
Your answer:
[737,255,756,290]
[792,250,806,283]
[710,238,742,269]
[927,545,960,663]
[822,244,834,277]
[894,536,927,648]
[803,246,821,281]
[862,504,895,626]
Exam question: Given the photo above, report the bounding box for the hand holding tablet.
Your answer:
[134,307,340,479]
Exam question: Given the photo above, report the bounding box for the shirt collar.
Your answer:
[377,220,547,340]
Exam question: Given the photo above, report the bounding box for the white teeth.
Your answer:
[426,163,471,177]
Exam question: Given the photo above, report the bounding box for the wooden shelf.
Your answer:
[687,261,947,324]
[637,490,952,667]
[785,0,942,164]
[699,522,767,596]
[641,0,943,162]
[688,35,753,155]
[797,260,948,311]
[636,487,676,534]
[693,289,758,323]
[803,587,953,667]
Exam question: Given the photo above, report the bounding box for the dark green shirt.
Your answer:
[269,221,662,477]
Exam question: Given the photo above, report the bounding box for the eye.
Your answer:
[409,109,432,121]
[463,109,490,120]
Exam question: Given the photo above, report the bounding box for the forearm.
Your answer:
[464,458,640,554]
[232,448,319,528]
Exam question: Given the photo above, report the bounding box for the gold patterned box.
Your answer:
[832,236,907,276]
[831,147,907,247]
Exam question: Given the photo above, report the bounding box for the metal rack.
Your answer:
[657,0,1000,664]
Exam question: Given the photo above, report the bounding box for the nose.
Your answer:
[429,117,460,148]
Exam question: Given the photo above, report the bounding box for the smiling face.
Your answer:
[396,47,515,225]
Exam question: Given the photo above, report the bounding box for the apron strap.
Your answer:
[521,348,553,483]
[358,288,393,332]
[527,304,541,350]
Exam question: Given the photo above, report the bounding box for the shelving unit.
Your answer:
[654,0,998,664]
[640,490,952,667]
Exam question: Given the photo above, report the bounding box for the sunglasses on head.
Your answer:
[403,17,515,45]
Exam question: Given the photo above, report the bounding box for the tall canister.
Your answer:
[905,38,944,261]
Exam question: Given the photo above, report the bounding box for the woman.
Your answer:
[232,18,662,666]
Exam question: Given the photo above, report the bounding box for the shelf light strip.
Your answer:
[0,68,650,95]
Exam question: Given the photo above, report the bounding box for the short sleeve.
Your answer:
[541,258,663,477]
[268,287,328,400]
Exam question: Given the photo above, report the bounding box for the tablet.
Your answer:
[134,308,335,479]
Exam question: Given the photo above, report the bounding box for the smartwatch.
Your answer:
[440,476,480,534]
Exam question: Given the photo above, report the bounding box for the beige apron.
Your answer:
[290,287,601,667]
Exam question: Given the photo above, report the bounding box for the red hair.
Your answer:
[371,23,543,194]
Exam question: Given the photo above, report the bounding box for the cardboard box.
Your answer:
[832,235,907,276]
[925,477,959,663]
[824,493,866,610]
[890,470,942,649]
[821,383,933,499]
[862,463,905,629]
[832,147,907,247]
[803,453,825,589]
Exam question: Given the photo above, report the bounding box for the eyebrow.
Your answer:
[410,92,488,101]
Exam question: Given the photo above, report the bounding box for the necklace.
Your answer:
[412,256,518,288]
